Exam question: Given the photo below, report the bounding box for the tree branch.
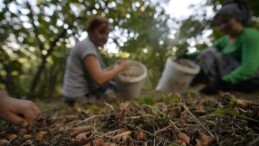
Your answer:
[29,21,74,94]
[26,2,45,55]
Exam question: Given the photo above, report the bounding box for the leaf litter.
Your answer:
[0,91,258,146]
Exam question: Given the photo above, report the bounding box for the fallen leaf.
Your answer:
[113,131,131,143]
[23,134,33,140]
[93,137,104,146]
[199,133,214,146]
[36,131,46,140]
[70,126,92,137]
[75,133,87,142]
[20,140,33,146]
[178,132,190,144]
[136,130,146,141]
[6,133,17,140]
[0,139,8,146]
[175,139,187,146]
[65,115,78,123]
[119,102,130,110]
[19,128,29,136]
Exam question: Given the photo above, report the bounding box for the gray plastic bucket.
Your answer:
[155,57,200,93]
[116,60,147,98]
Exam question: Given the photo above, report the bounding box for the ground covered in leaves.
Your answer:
[0,90,259,146]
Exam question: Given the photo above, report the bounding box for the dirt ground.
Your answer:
[0,89,258,146]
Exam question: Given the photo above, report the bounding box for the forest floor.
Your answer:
[0,89,259,146]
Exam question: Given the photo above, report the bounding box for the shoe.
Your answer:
[63,95,76,106]
[190,70,209,87]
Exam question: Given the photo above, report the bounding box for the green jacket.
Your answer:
[214,28,259,84]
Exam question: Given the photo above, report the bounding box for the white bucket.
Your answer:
[116,60,147,98]
[155,57,200,93]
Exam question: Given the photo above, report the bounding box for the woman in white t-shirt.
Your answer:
[62,15,131,106]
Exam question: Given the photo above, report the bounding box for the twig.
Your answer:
[142,130,175,145]
[247,136,259,146]
[104,129,121,136]
[143,104,180,132]
[71,115,104,126]
[182,104,215,138]
[143,104,166,116]
[104,102,115,111]
[236,99,259,106]
[66,119,83,126]
[154,125,173,135]
[125,114,151,119]
[112,131,132,139]
[145,142,148,146]
[169,120,180,133]
[238,115,259,123]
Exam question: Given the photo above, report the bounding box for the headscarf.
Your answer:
[214,0,253,26]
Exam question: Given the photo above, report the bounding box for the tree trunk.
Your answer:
[29,23,73,95]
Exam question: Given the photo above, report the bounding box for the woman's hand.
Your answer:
[84,56,133,85]
[115,60,132,72]
[0,95,41,130]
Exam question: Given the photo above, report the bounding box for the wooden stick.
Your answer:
[182,104,215,138]
[142,129,175,145]
[143,104,180,132]
[73,115,104,126]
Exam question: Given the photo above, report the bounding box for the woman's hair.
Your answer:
[86,15,109,33]
[214,0,253,26]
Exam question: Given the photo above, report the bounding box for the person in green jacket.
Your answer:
[189,0,259,94]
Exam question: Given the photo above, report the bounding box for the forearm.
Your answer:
[225,38,259,84]
[223,64,258,84]
[103,65,114,71]
[94,66,122,85]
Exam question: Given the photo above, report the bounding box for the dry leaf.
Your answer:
[65,115,78,123]
[109,143,117,146]
[23,134,33,140]
[113,130,131,143]
[82,143,91,146]
[236,99,249,108]
[93,137,104,146]
[0,139,8,146]
[20,140,33,146]
[175,139,187,146]
[195,139,202,146]
[178,132,190,144]
[75,133,87,142]
[199,133,214,146]
[196,103,206,113]
[36,131,46,140]
[6,133,17,140]
[119,102,130,110]
[103,142,111,146]
[70,126,92,137]
[136,130,146,141]
[19,128,29,136]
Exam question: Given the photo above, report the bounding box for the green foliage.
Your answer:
[1,0,258,98]
[0,120,6,127]
[136,96,155,106]
[212,108,240,116]
[0,0,170,97]
[163,93,180,104]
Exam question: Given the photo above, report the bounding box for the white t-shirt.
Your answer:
[62,37,105,97]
